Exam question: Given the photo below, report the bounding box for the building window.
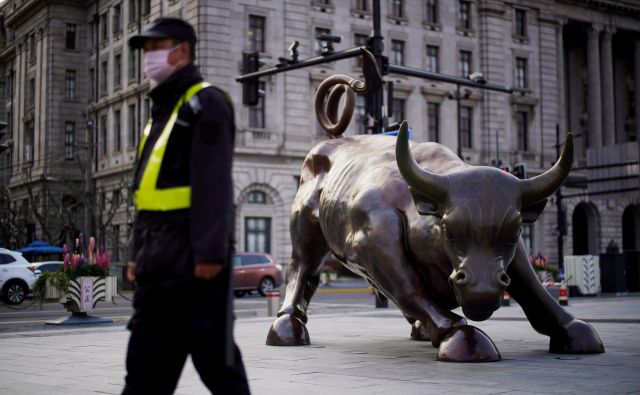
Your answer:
[460,106,472,148]
[89,68,95,102]
[129,0,138,24]
[458,1,472,29]
[113,109,121,152]
[459,50,471,78]
[517,111,528,151]
[65,24,77,50]
[64,122,75,160]
[427,102,440,142]
[128,48,138,81]
[142,0,151,16]
[128,103,137,148]
[245,217,271,253]
[522,224,533,254]
[314,27,331,56]
[24,120,34,163]
[514,9,527,37]
[391,0,403,18]
[248,15,265,53]
[65,70,76,99]
[100,12,108,42]
[247,190,267,204]
[392,98,405,123]
[356,95,367,134]
[101,60,108,96]
[113,190,121,208]
[28,33,36,62]
[515,57,527,89]
[354,33,368,67]
[143,98,150,123]
[26,78,35,107]
[249,82,265,128]
[113,3,122,35]
[391,39,404,66]
[426,45,439,72]
[112,224,120,261]
[355,0,368,11]
[100,114,108,156]
[114,54,122,88]
[425,0,438,24]
[89,20,96,48]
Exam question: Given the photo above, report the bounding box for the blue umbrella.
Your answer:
[17,241,64,255]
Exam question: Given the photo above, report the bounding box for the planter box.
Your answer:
[46,276,117,312]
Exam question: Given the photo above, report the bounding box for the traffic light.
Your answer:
[0,122,8,155]
[242,52,266,106]
[513,163,526,179]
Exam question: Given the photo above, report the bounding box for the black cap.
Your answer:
[129,17,196,49]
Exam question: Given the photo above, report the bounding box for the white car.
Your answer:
[0,248,37,305]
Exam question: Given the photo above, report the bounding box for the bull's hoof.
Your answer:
[436,325,501,362]
[410,320,431,342]
[549,319,604,354]
[266,314,310,346]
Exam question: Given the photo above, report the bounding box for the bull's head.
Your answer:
[395,121,573,321]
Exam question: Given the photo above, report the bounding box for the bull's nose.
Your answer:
[496,269,511,288]
[450,267,473,287]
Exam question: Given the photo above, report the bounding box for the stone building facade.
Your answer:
[0,0,638,275]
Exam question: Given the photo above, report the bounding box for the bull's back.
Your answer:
[296,135,465,247]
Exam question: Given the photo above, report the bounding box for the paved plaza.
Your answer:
[0,294,639,394]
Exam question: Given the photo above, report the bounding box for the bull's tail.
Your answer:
[314,49,383,137]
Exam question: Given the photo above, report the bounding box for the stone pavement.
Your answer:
[0,295,639,394]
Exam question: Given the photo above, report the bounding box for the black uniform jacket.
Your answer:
[130,64,235,287]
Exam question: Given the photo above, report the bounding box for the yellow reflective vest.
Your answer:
[134,81,211,211]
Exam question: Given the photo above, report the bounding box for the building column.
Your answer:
[557,19,566,136]
[635,39,640,143]
[587,24,603,148]
[600,27,615,145]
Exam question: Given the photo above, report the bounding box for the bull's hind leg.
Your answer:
[266,203,329,346]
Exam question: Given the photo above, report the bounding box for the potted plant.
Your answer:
[34,234,117,318]
[529,252,559,283]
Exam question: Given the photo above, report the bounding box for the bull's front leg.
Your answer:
[507,241,604,354]
[358,208,500,362]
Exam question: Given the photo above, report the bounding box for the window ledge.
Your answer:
[512,34,529,44]
[351,8,371,19]
[456,27,475,37]
[387,16,409,26]
[423,22,442,32]
[311,1,334,13]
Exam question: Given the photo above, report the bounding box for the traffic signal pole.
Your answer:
[235,0,512,136]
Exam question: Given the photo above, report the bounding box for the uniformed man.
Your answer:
[123,17,250,394]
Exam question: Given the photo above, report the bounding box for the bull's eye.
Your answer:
[443,227,455,242]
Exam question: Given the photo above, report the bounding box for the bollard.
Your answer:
[267,291,280,316]
[559,282,569,306]
[501,291,511,306]
[374,290,388,308]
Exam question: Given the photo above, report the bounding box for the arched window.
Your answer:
[247,190,267,204]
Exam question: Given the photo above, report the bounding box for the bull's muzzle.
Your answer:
[449,267,511,321]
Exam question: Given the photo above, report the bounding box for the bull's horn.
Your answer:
[395,121,448,203]
[520,133,574,205]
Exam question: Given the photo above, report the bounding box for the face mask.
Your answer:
[143,49,177,83]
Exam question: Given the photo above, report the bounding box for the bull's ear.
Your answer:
[410,187,442,217]
[521,199,548,223]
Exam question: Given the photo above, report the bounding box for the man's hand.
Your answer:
[194,263,224,280]
[127,261,136,283]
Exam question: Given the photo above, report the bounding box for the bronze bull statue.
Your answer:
[267,62,604,362]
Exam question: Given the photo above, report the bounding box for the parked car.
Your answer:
[0,248,37,305]
[29,261,64,277]
[233,253,283,297]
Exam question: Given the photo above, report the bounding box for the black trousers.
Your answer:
[123,276,250,395]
